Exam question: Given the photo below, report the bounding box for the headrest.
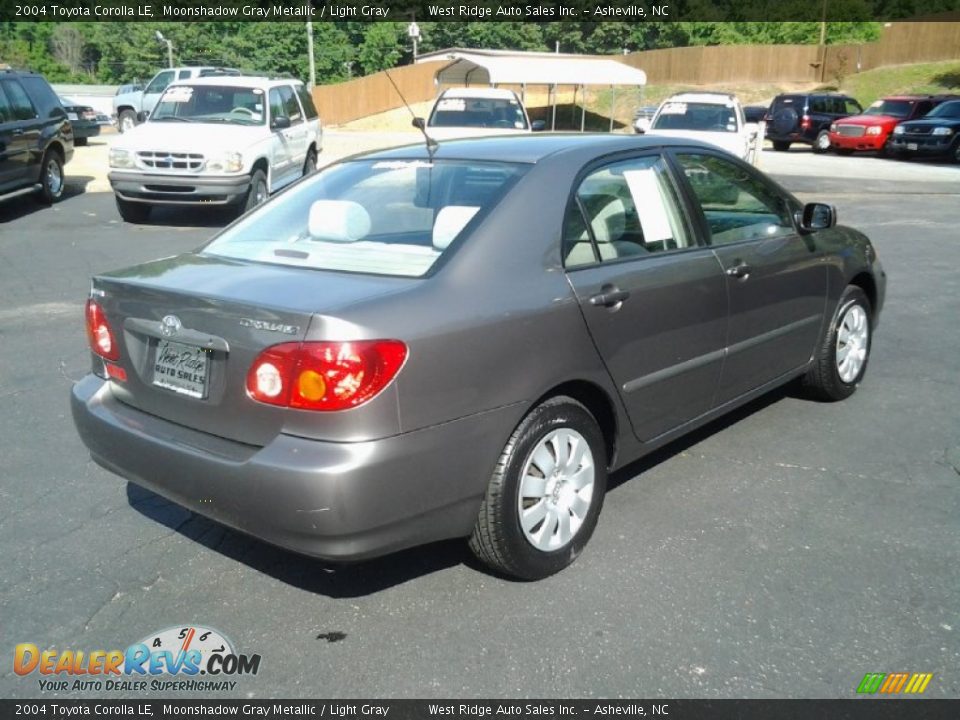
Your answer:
[308,200,371,243]
[432,205,479,250]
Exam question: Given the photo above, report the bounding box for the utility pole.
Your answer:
[155,31,174,69]
[306,21,316,89]
[819,0,828,82]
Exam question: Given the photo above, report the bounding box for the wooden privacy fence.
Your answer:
[312,22,960,126]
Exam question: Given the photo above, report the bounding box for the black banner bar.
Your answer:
[1,0,959,23]
[1,700,960,720]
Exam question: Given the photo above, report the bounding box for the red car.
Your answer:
[829,96,941,155]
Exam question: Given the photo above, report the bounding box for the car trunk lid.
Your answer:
[92,253,407,446]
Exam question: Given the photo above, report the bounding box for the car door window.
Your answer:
[563,156,692,268]
[145,71,175,96]
[675,153,794,246]
[914,101,933,118]
[279,86,303,125]
[845,99,863,115]
[268,88,285,124]
[0,80,37,121]
[0,84,13,123]
[177,70,192,80]
[295,85,319,120]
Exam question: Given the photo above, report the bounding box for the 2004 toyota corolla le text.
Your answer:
[71,134,886,580]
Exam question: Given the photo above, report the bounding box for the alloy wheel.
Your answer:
[836,304,869,383]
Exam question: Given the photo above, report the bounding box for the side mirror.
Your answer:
[271,115,291,130]
[530,120,546,132]
[635,118,651,134]
[411,117,426,131]
[136,110,149,123]
[798,202,837,233]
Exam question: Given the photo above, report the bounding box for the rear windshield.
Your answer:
[151,84,266,126]
[428,96,528,130]
[652,101,738,132]
[203,159,528,277]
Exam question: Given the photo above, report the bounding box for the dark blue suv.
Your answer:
[766,93,863,153]
[0,68,74,206]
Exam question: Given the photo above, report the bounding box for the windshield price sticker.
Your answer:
[661,102,688,115]
[162,87,193,103]
[437,98,466,112]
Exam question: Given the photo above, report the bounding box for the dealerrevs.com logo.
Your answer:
[14,625,261,693]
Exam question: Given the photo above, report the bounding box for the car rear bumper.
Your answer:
[887,136,955,158]
[830,133,887,151]
[72,122,101,140]
[71,375,511,561]
[109,171,250,205]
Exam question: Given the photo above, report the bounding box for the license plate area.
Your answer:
[153,340,210,399]
[906,142,918,151]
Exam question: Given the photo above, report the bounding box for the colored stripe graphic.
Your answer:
[857,672,932,694]
[857,673,886,694]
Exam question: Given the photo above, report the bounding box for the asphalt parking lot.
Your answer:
[0,141,957,700]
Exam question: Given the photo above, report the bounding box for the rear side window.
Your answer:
[810,97,828,113]
[295,85,319,120]
[19,76,63,119]
[564,156,692,268]
[204,159,528,277]
[145,70,175,95]
[280,86,303,124]
[0,80,37,121]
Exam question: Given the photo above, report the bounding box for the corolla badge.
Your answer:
[239,318,300,335]
[160,315,182,337]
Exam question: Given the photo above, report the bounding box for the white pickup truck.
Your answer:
[638,92,763,165]
[108,75,322,223]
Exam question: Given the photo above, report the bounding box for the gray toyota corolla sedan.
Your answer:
[72,134,886,580]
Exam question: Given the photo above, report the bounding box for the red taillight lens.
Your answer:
[246,340,407,411]
[801,115,812,130]
[85,299,119,361]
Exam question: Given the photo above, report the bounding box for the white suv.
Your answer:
[108,76,322,222]
[639,92,762,165]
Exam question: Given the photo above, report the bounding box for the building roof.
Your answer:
[416,48,646,87]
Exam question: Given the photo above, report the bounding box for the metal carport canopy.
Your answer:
[417,48,647,87]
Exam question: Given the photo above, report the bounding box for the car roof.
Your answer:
[169,75,303,90]
[664,92,737,104]
[358,133,721,165]
[439,87,519,100]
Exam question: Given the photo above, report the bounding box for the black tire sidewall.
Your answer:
[245,170,268,212]
[303,149,317,175]
[118,110,136,133]
[826,288,872,393]
[493,399,607,580]
[39,151,64,204]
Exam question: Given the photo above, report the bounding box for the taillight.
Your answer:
[81,110,97,120]
[801,115,812,130]
[85,299,119,361]
[246,340,407,411]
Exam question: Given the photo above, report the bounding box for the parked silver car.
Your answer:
[72,134,886,580]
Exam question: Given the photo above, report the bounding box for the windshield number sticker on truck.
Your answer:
[162,87,194,103]
[661,102,687,115]
[437,99,466,112]
[153,340,209,399]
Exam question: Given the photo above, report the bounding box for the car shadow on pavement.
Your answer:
[0,180,94,224]
[126,482,469,597]
[607,384,792,493]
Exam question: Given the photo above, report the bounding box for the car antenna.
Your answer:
[383,68,438,157]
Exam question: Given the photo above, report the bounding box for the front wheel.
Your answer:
[802,285,872,402]
[115,196,151,223]
[118,110,137,134]
[812,130,832,154]
[36,150,65,205]
[469,396,607,580]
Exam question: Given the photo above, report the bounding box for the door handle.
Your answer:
[589,286,630,308]
[725,261,751,280]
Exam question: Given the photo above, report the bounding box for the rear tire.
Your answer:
[802,285,872,402]
[469,396,607,580]
[812,130,832,154]
[36,150,65,205]
[302,148,318,177]
[772,140,791,152]
[115,196,151,223]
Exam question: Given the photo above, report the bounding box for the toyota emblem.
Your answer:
[160,315,182,337]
